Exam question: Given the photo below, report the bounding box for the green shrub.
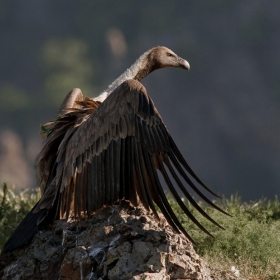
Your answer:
[0,182,40,250]
[169,194,280,279]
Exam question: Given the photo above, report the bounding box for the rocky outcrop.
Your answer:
[0,201,236,279]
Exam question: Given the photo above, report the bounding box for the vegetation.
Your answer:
[1,182,279,279]
[169,194,280,280]
[0,182,39,250]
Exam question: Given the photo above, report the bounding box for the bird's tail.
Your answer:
[2,202,47,253]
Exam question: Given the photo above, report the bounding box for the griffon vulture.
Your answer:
[3,46,227,253]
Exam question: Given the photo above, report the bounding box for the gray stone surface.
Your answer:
[0,201,238,279]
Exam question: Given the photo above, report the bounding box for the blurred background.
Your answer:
[0,1,279,200]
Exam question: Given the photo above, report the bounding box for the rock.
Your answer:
[0,201,237,279]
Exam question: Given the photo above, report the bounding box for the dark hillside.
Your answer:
[0,1,280,200]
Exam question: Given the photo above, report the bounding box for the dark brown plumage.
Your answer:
[3,47,227,253]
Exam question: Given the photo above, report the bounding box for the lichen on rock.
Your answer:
[0,201,226,279]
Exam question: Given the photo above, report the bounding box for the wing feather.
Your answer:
[127,137,137,206]
[168,151,229,216]
[89,156,97,213]
[157,154,217,235]
[169,137,220,197]
[97,153,104,209]
[135,140,160,219]
[140,146,194,239]
[26,79,227,246]
[48,80,225,238]
[133,138,150,210]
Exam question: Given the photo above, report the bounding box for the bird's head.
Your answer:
[106,46,190,91]
[149,46,190,71]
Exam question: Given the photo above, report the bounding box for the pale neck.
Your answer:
[93,50,152,102]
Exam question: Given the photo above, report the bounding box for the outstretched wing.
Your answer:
[3,79,227,253]
[35,79,227,243]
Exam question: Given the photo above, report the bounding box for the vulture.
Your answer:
[3,46,227,253]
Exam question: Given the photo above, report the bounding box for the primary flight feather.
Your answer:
[3,46,227,253]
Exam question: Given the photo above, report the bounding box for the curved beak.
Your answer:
[178,57,190,70]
